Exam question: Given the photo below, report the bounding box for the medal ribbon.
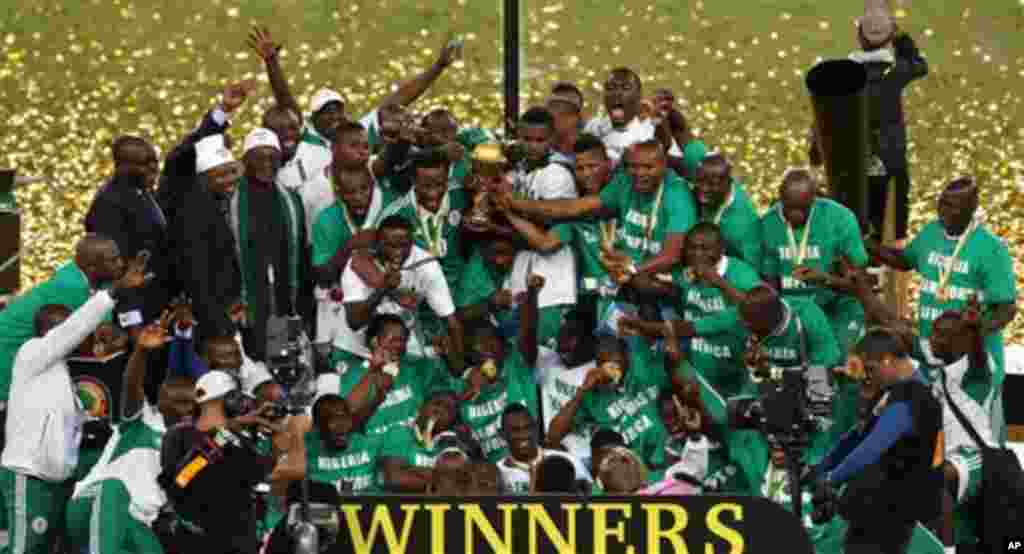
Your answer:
[784,204,815,266]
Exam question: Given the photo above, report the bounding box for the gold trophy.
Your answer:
[465,143,507,229]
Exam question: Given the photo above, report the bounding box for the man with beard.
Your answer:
[84,136,170,336]
[760,168,870,357]
[1,253,148,554]
[305,393,382,494]
[496,403,591,494]
[0,234,125,407]
[692,153,762,267]
[495,134,612,336]
[536,313,598,465]
[545,335,670,471]
[503,107,578,348]
[497,140,697,312]
[66,319,195,554]
[378,151,468,288]
[228,128,309,362]
[335,216,465,370]
[583,70,705,176]
[376,391,468,493]
[317,314,443,437]
[869,177,1016,442]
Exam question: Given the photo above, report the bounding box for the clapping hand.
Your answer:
[221,80,257,114]
[135,310,173,351]
[113,251,153,292]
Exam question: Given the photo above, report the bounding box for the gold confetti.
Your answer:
[0,1,1020,344]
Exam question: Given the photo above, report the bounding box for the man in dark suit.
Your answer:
[84,136,168,335]
[159,82,254,346]
[811,8,928,244]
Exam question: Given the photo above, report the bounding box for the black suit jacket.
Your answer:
[861,34,929,171]
[159,109,242,340]
[84,176,171,320]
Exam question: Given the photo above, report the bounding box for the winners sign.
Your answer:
[334,495,813,554]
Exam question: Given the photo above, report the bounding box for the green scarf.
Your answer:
[235,177,303,320]
[301,126,329,149]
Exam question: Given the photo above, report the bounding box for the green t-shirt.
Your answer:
[378,423,445,470]
[578,343,670,468]
[0,262,106,402]
[553,218,610,295]
[698,181,762,268]
[905,220,1016,373]
[304,429,381,494]
[378,187,468,287]
[454,251,517,331]
[760,198,869,307]
[758,298,843,371]
[333,353,442,437]
[673,257,761,397]
[311,184,396,267]
[449,349,539,463]
[598,169,698,264]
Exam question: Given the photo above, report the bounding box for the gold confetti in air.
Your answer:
[2,1,1022,341]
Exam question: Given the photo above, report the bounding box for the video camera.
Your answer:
[265,315,319,417]
[726,368,826,450]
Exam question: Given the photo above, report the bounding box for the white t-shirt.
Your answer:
[277,132,334,242]
[335,245,455,359]
[583,116,682,164]
[497,448,593,494]
[508,162,578,309]
[535,347,596,465]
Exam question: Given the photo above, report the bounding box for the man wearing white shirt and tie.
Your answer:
[0,253,149,554]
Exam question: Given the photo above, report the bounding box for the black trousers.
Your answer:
[843,520,915,554]
[867,167,912,240]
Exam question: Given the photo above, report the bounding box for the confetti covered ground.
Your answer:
[1,0,1022,340]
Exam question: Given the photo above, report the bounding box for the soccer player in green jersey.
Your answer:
[692,153,762,268]
[377,391,464,493]
[760,168,869,356]
[305,394,382,494]
[454,234,523,338]
[545,335,671,470]
[447,274,545,463]
[869,177,1017,441]
[378,151,468,288]
[498,133,614,334]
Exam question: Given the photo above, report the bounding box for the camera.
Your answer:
[266,316,318,416]
[727,367,831,449]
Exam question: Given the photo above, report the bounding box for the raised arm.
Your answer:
[122,314,172,419]
[891,32,929,86]
[248,26,302,119]
[518,275,543,368]
[377,38,460,109]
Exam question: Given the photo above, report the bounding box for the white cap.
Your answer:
[195,370,238,404]
[243,127,281,154]
[194,135,235,175]
[310,88,344,114]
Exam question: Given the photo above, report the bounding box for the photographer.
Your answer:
[159,370,300,554]
[810,328,943,554]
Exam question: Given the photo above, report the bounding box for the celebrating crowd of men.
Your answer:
[0,12,1017,554]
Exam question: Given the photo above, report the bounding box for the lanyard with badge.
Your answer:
[935,218,979,303]
[642,182,665,253]
[784,204,815,267]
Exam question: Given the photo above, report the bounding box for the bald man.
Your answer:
[760,169,870,356]
[870,177,1017,442]
[0,234,124,405]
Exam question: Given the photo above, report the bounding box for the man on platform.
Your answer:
[869,177,1016,441]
